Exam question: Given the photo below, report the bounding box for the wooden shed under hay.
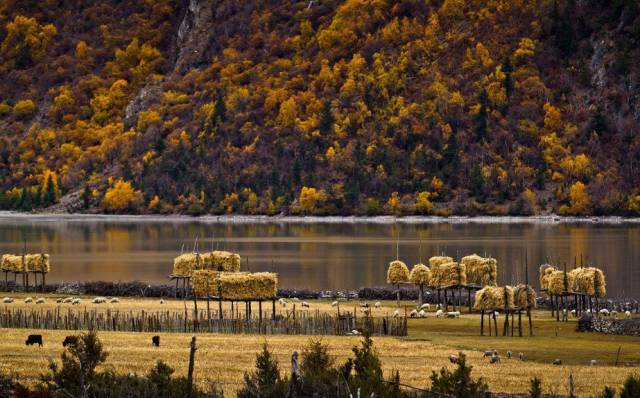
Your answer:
[569,267,606,297]
[430,261,466,288]
[461,254,497,286]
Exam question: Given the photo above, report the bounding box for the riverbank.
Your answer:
[2,211,640,224]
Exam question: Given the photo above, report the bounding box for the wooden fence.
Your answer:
[0,307,407,336]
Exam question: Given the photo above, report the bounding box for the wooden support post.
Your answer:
[187,335,196,398]
[488,311,492,336]
[218,298,223,320]
[480,310,485,336]
[437,289,441,307]
[41,272,46,292]
[493,311,498,336]
[259,301,263,323]
[206,294,211,331]
[527,307,533,336]
[550,295,555,317]
[25,273,29,292]
[193,294,198,332]
[556,296,560,322]
[503,311,509,336]
[175,279,178,298]
[444,289,448,312]
[511,311,515,336]
[518,310,523,337]
[468,288,472,313]
[272,299,276,320]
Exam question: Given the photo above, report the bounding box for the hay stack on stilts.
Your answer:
[201,251,241,272]
[473,286,516,311]
[569,267,606,297]
[387,260,409,306]
[172,253,203,276]
[430,261,466,288]
[24,254,51,273]
[191,270,222,297]
[218,272,278,300]
[1,254,25,273]
[539,264,556,291]
[547,270,575,295]
[461,254,497,286]
[429,256,454,268]
[409,263,431,306]
[514,284,537,309]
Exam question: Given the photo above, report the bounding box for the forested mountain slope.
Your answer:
[1,0,639,216]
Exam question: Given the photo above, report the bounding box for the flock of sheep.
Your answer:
[1,296,121,304]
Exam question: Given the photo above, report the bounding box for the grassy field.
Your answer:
[1,292,639,396]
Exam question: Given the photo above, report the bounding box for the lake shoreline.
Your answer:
[1,210,640,224]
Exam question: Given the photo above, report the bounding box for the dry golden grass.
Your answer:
[1,292,639,396]
[1,328,637,396]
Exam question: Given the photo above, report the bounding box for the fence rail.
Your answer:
[0,307,407,336]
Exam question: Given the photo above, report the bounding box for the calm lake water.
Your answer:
[0,216,638,297]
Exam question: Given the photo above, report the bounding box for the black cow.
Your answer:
[25,334,43,347]
[62,335,78,347]
[152,335,160,347]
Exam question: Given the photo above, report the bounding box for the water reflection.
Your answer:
[0,219,638,297]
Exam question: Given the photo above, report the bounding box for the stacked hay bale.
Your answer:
[1,254,50,273]
[173,251,241,276]
[410,263,431,306]
[514,284,537,308]
[539,264,557,291]
[430,261,466,288]
[409,263,431,286]
[25,254,50,273]
[172,253,203,276]
[569,267,606,297]
[218,272,278,300]
[547,270,575,295]
[473,286,515,310]
[202,251,241,272]
[191,270,221,297]
[429,256,454,268]
[387,260,410,285]
[1,254,25,273]
[461,254,497,286]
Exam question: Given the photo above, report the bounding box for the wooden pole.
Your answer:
[468,288,472,313]
[218,298,223,320]
[480,310,485,336]
[193,294,198,332]
[272,299,276,320]
[488,310,492,336]
[259,301,263,323]
[527,307,533,336]
[503,311,509,336]
[493,311,498,336]
[187,335,197,398]
[518,310,523,337]
[444,289,448,312]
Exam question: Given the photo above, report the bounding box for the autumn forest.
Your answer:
[0,0,639,216]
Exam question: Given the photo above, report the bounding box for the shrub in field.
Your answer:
[299,339,342,397]
[346,331,394,397]
[599,386,616,398]
[529,376,542,398]
[620,374,640,398]
[238,344,288,398]
[429,352,489,398]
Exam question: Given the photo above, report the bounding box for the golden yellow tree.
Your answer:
[414,192,434,214]
[103,179,143,212]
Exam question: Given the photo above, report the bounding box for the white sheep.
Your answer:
[2,297,14,303]
[518,352,525,361]
[392,309,400,318]
[351,329,360,335]
[493,311,500,317]
[71,298,81,305]
[435,309,443,318]
[292,297,300,302]
[35,297,45,304]
[418,309,426,318]
[360,302,369,308]
[570,309,576,317]
[590,360,597,366]
[599,308,610,316]
[301,301,310,308]
[159,298,165,304]
[62,297,73,303]
[611,310,618,318]
[374,301,381,308]
[446,311,460,318]
[56,298,63,303]
[420,303,430,310]
[92,297,107,304]
[331,301,338,307]
[625,310,631,319]
[24,297,33,303]
[409,309,418,318]
[109,297,120,303]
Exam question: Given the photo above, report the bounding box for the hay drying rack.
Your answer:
[2,252,48,293]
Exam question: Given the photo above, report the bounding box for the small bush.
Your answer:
[620,374,640,398]
[238,344,288,398]
[13,99,37,119]
[430,352,489,398]
[529,376,542,398]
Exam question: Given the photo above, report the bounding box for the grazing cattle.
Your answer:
[25,334,43,347]
[483,350,493,357]
[490,354,500,364]
[152,335,160,347]
[507,351,512,359]
[518,352,525,361]
[62,336,78,347]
